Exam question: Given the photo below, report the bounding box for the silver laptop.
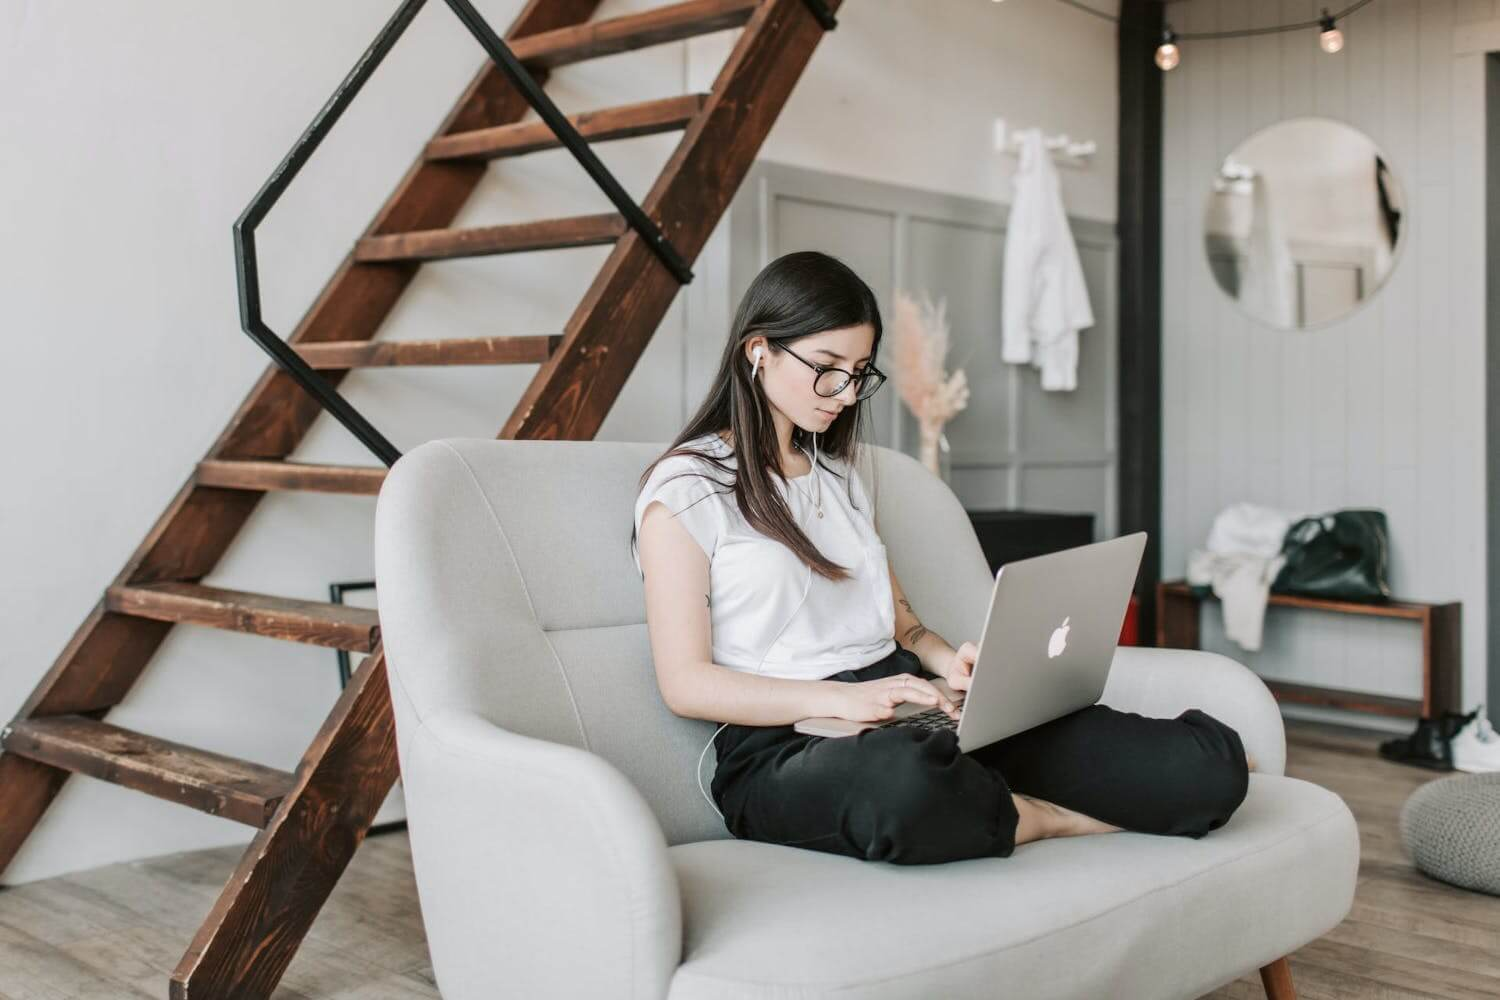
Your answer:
[793,531,1147,753]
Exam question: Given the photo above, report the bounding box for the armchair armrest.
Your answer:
[1099,647,1288,776]
[400,709,681,1000]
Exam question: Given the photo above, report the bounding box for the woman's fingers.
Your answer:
[891,674,956,714]
[884,680,931,707]
[889,674,937,701]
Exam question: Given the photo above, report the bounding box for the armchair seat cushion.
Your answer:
[666,774,1357,1000]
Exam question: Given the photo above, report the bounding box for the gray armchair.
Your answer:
[372,438,1359,999]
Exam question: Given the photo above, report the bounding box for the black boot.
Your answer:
[1378,708,1476,772]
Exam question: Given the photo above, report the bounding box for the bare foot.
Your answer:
[1012,793,1122,843]
[1047,798,1123,837]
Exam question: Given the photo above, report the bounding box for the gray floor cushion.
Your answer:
[1399,771,1500,896]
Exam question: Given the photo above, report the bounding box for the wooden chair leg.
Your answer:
[1259,956,1296,999]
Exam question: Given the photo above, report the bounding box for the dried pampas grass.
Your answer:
[891,289,970,476]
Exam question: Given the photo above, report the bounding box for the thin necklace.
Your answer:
[790,436,824,518]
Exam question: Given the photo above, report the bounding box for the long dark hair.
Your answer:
[631,250,883,582]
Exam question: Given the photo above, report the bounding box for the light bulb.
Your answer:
[1155,28,1180,71]
[1319,11,1343,53]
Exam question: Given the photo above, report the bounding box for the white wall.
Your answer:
[1162,0,1491,729]
[1,1,1117,882]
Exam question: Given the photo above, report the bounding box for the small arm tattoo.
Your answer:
[897,597,929,647]
[705,592,711,608]
[903,622,929,647]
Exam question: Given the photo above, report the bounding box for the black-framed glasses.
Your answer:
[773,341,887,400]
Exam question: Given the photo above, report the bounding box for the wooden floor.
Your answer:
[1203,719,1500,1000]
[0,719,1496,999]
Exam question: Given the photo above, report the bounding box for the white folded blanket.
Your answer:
[1186,502,1306,652]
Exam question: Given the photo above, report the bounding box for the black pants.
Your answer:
[709,646,1250,866]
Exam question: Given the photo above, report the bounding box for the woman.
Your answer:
[630,250,1252,866]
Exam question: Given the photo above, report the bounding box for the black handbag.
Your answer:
[1271,509,1392,601]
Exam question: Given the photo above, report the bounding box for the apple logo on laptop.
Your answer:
[1047,617,1071,659]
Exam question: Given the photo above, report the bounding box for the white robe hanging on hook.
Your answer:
[1001,128,1096,392]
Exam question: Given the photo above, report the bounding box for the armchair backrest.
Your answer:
[373,438,993,845]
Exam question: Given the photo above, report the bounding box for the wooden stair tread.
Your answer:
[3,716,293,828]
[196,459,387,496]
[105,582,380,652]
[426,93,710,162]
[292,334,564,369]
[354,212,625,264]
[509,0,759,69]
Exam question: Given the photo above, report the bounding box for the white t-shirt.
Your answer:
[632,433,898,681]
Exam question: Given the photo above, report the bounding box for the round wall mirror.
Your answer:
[1204,117,1405,330]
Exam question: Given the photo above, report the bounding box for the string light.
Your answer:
[1319,9,1345,53]
[1046,0,1375,70]
[1154,27,1180,72]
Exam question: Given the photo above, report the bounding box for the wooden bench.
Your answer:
[1155,580,1461,720]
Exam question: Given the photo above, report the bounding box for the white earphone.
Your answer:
[751,344,764,379]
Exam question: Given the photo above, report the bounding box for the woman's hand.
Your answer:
[938,640,978,693]
[834,673,960,723]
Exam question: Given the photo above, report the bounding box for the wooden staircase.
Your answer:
[0,0,841,996]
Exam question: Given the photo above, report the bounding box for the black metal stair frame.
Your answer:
[231,0,749,466]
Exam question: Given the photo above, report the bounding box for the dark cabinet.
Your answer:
[965,509,1095,576]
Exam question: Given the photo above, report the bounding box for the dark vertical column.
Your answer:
[1117,0,1164,642]
[1485,55,1499,715]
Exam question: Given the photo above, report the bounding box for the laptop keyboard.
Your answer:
[880,704,962,733]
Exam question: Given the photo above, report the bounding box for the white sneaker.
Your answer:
[1450,705,1500,773]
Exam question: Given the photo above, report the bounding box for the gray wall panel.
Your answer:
[1018,464,1110,529]
[1018,242,1117,463]
[905,216,1014,469]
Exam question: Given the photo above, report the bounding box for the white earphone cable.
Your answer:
[695,350,815,821]
[696,558,812,820]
